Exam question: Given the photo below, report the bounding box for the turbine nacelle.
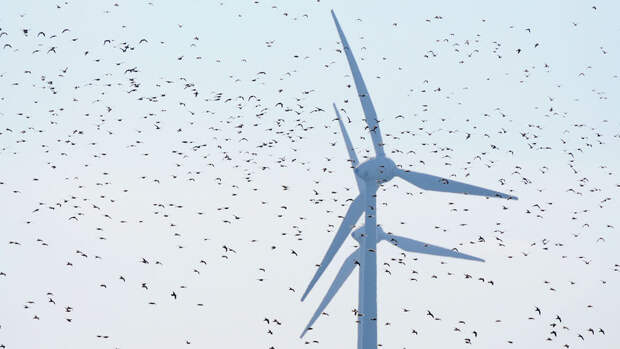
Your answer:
[354,157,396,183]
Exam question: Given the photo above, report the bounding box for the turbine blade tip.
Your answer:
[331,10,339,24]
[301,288,311,299]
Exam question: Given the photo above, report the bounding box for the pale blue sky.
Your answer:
[1,1,619,348]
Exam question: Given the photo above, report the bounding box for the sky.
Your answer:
[1,0,619,348]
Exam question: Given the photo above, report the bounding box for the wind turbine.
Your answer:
[300,10,518,349]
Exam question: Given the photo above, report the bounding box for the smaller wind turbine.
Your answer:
[300,10,518,349]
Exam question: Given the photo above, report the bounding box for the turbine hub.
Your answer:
[355,157,396,183]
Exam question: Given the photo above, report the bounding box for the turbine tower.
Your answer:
[300,10,518,349]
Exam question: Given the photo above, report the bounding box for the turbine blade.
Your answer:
[333,102,363,193]
[301,195,364,301]
[378,227,484,262]
[331,10,385,158]
[396,169,517,200]
[333,103,359,168]
[300,249,359,338]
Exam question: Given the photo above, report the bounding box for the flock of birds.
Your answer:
[0,1,618,348]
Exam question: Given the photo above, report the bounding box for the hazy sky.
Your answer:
[1,1,619,348]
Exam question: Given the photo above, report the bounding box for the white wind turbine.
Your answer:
[300,10,518,349]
